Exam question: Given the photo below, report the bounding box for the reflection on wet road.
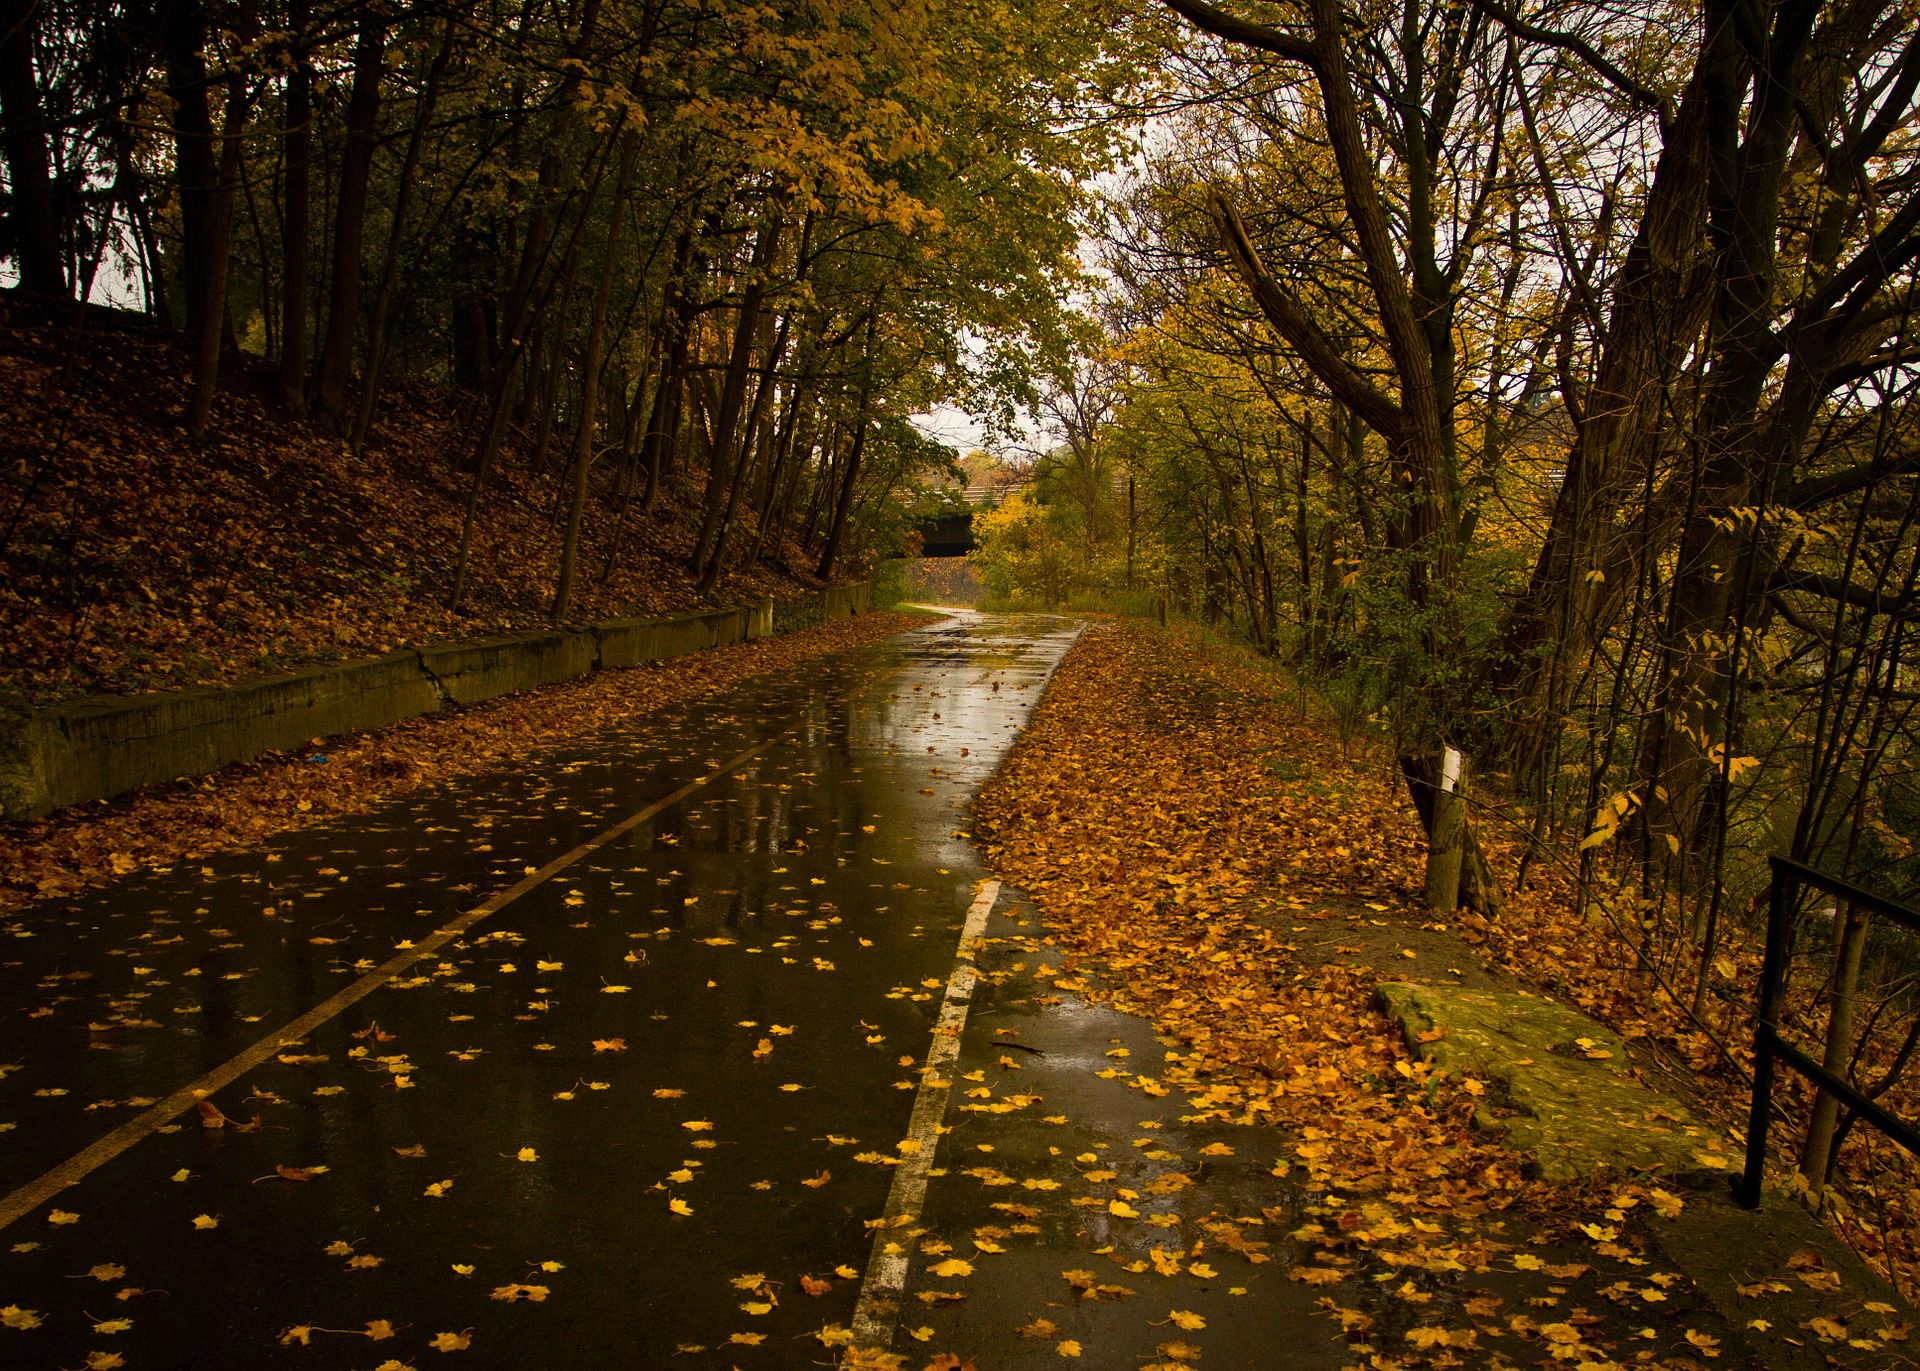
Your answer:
[2,610,1335,1369]
[0,613,1074,1367]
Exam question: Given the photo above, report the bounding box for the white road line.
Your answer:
[851,877,1002,1351]
[0,739,772,1233]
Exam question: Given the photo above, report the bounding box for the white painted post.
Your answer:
[1425,746,1469,914]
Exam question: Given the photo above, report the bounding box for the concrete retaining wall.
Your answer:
[0,583,869,820]
[771,580,872,634]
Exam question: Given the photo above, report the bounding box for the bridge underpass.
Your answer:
[914,510,975,557]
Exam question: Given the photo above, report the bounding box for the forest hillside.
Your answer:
[1,291,863,705]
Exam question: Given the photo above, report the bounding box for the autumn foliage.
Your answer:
[975,621,1918,1329]
[0,304,858,705]
[977,622,1521,1201]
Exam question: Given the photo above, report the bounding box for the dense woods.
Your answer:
[964,0,1920,1236]
[0,0,1135,629]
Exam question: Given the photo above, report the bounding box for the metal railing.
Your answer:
[1739,854,1920,1207]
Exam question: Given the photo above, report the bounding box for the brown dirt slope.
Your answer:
[1,293,844,705]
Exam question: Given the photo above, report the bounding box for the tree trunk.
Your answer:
[275,0,311,412]
[1424,748,1469,913]
[817,311,879,580]
[498,0,603,380]
[1480,72,1716,774]
[311,9,387,435]
[165,0,219,343]
[1400,751,1505,917]
[1126,475,1136,590]
[350,19,454,455]
[800,424,841,554]
[528,232,586,473]
[178,30,247,442]
[0,0,65,294]
[753,378,811,561]
[701,311,790,595]
[550,125,641,624]
[446,137,616,610]
[759,398,816,561]
[1800,900,1869,1197]
[690,209,783,573]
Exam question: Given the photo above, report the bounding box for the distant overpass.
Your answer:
[916,511,975,557]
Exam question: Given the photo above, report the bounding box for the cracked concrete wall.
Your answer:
[0,585,866,820]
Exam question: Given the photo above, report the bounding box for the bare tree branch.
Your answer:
[1465,0,1672,126]
[1158,0,1320,69]
[1207,190,1405,441]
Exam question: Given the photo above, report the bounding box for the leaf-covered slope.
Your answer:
[972,619,1919,1343]
[1,299,840,705]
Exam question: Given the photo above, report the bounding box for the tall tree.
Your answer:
[311,4,388,434]
[276,0,313,412]
[0,0,64,294]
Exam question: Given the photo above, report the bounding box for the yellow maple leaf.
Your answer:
[488,1284,549,1303]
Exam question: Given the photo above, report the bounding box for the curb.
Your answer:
[0,583,871,820]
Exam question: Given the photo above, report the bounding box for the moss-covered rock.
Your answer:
[1375,981,1736,1183]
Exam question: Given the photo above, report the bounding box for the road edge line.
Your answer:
[849,876,1002,1351]
[0,738,772,1234]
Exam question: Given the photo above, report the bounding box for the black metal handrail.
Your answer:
[1739,855,1920,1207]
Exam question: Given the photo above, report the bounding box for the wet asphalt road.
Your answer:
[0,613,1335,1370]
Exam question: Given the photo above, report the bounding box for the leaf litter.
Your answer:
[948,621,1910,1369]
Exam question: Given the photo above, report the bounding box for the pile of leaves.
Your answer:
[0,300,843,705]
[0,609,936,916]
[972,620,1916,1362]
[974,621,1525,1208]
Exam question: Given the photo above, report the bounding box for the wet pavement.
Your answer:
[877,892,1349,1370]
[0,612,1339,1370]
